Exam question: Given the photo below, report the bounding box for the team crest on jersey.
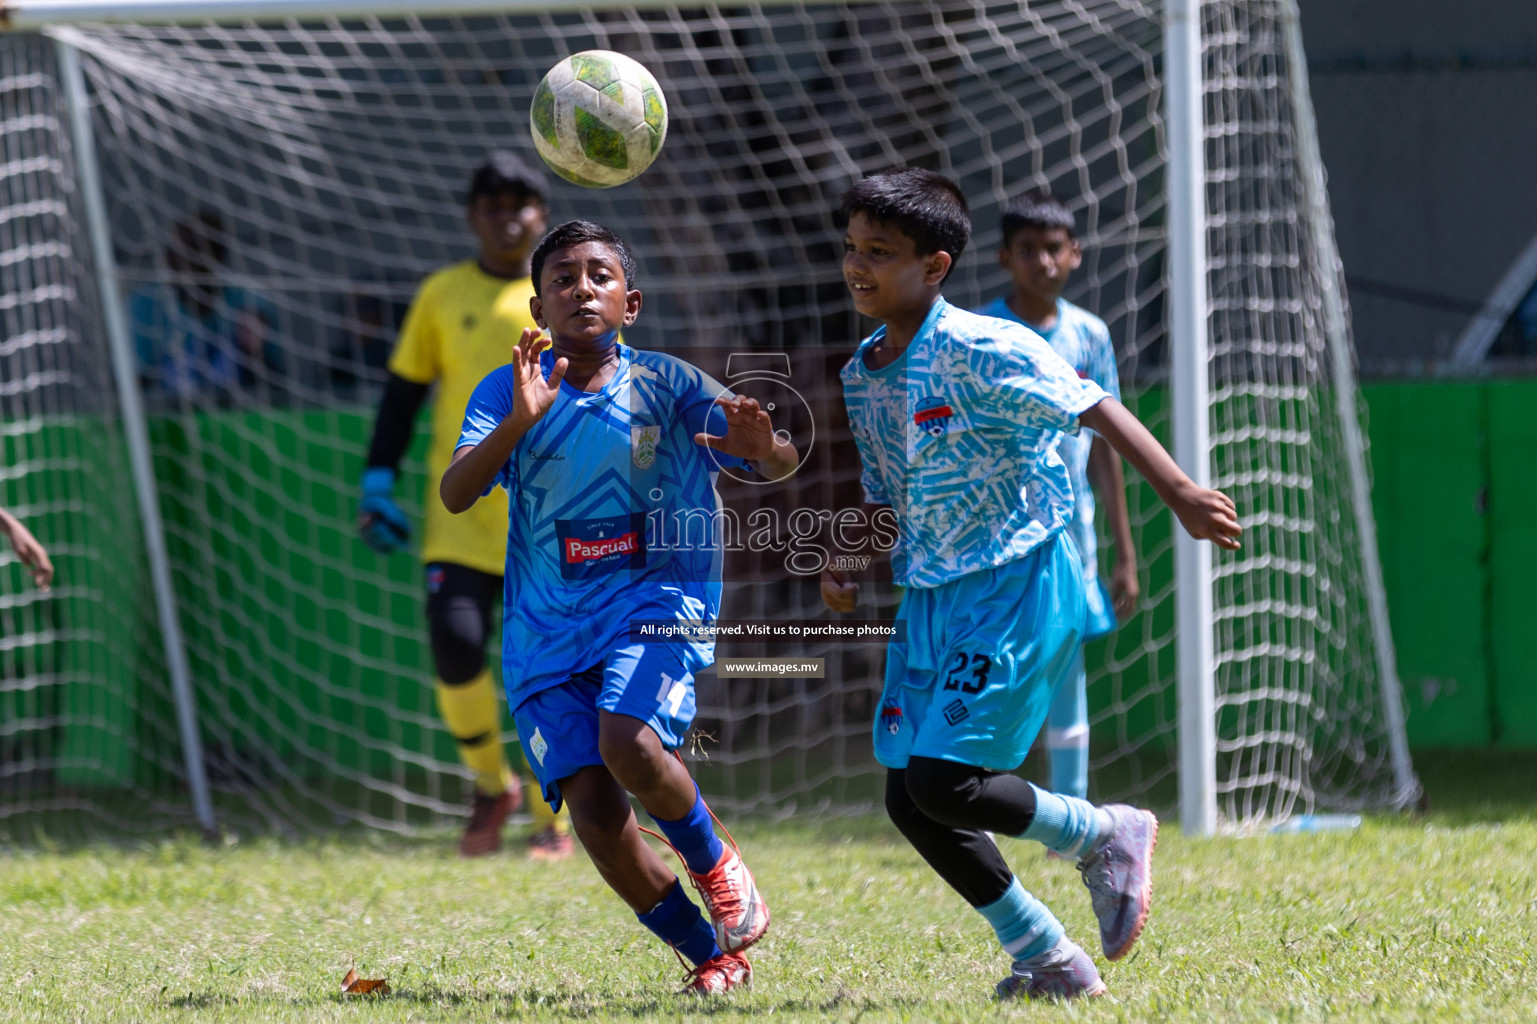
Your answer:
[880,698,904,736]
[914,395,955,437]
[631,425,660,469]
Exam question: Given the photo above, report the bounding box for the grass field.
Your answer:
[2,752,1533,1023]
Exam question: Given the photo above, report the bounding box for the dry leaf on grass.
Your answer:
[341,967,391,996]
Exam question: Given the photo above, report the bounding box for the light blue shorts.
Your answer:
[512,642,697,813]
[873,532,1086,773]
[1084,574,1118,641]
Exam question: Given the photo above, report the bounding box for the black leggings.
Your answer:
[885,756,1041,908]
[425,562,500,685]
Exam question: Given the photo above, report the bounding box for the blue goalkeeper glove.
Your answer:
[358,467,411,554]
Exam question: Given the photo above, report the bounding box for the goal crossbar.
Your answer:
[4,0,890,30]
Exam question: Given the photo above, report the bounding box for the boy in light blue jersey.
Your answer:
[976,190,1139,801]
[823,168,1241,1000]
[442,221,798,996]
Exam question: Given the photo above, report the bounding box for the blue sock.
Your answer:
[636,879,721,967]
[651,785,725,876]
[1048,743,1089,801]
[1046,653,1090,799]
[977,876,1064,962]
[1019,783,1112,858]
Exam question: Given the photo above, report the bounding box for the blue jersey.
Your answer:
[457,344,743,706]
[840,297,1108,589]
[976,296,1121,584]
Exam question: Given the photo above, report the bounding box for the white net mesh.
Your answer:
[0,34,191,835]
[0,0,1413,836]
[1197,0,1415,822]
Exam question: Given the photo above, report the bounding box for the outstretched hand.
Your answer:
[1174,486,1243,550]
[694,395,778,464]
[511,327,565,426]
[1110,556,1141,620]
[1,512,53,591]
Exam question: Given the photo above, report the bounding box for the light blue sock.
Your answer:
[1047,745,1089,802]
[1046,651,1090,800]
[1019,783,1112,858]
[976,876,1064,962]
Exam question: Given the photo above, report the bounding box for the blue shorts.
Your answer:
[1084,574,1118,641]
[873,532,1086,773]
[512,642,697,813]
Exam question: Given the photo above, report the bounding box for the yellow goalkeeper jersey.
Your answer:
[388,260,539,576]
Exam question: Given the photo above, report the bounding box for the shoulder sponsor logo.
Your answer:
[632,425,660,469]
[914,395,954,436]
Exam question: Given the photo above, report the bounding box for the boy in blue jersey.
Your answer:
[977,190,1138,801]
[823,168,1241,1000]
[441,221,798,995]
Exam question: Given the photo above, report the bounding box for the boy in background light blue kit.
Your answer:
[823,168,1241,999]
[977,190,1139,801]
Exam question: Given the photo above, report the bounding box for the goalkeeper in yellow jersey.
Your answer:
[357,152,571,859]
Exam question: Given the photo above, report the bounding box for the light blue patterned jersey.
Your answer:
[977,296,1121,584]
[457,344,743,706]
[840,297,1108,589]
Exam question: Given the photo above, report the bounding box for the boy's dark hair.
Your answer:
[466,151,548,206]
[840,167,970,281]
[530,220,638,298]
[999,189,1076,246]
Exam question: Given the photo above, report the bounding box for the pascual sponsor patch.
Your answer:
[555,514,647,579]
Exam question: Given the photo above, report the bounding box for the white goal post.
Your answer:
[0,0,1417,839]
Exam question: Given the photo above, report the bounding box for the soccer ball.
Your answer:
[529,51,668,189]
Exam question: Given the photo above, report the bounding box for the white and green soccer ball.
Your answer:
[530,50,668,189]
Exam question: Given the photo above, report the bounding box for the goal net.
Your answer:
[0,0,1416,838]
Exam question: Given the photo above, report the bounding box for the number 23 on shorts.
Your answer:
[943,652,993,694]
